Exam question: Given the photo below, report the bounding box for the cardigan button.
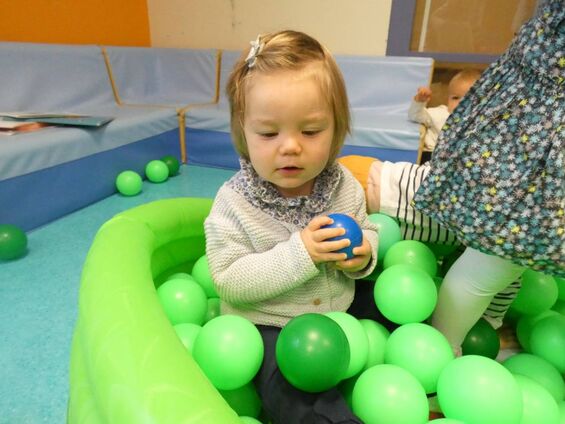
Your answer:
[312,298,321,306]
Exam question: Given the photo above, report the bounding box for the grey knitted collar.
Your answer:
[228,158,342,227]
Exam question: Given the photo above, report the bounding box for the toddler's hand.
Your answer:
[301,216,351,264]
[414,86,432,103]
[334,237,372,273]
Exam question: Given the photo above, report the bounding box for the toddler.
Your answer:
[205,30,378,424]
[414,0,564,354]
[409,69,481,151]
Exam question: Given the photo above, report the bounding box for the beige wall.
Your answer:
[147,0,392,55]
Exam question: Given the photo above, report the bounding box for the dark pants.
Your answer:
[254,280,396,424]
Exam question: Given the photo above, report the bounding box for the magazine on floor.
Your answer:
[0,112,113,128]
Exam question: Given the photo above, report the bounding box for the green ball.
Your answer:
[145,160,169,183]
[437,355,523,424]
[552,299,565,315]
[0,224,27,260]
[502,353,565,403]
[326,312,369,379]
[239,417,262,424]
[276,313,350,393]
[428,419,465,423]
[374,264,437,324]
[359,319,390,371]
[516,310,560,351]
[352,364,429,424]
[173,323,201,353]
[529,314,565,373]
[115,170,142,196]
[219,382,262,418]
[439,247,464,277]
[192,314,264,390]
[205,297,221,323]
[383,240,438,277]
[191,255,218,298]
[384,323,454,394]
[338,374,358,410]
[554,277,565,301]
[167,272,194,280]
[461,318,500,359]
[367,213,402,261]
[514,374,560,424]
[157,278,208,325]
[425,242,459,259]
[433,276,444,291]
[510,269,558,316]
[559,401,565,422]
[160,154,180,176]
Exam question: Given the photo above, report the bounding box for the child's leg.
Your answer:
[432,248,525,354]
[254,325,362,424]
[482,280,521,329]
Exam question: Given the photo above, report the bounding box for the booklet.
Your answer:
[0,120,50,136]
[0,112,113,128]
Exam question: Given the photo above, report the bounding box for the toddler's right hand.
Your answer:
[301,216,350,264]
[414,86,432,103]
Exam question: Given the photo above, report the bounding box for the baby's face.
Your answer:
[447,79,476,113]
[243,63,335,198]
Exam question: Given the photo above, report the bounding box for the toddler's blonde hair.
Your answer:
[226,30,350,165]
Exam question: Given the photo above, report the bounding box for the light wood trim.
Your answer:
[100,46,122,106]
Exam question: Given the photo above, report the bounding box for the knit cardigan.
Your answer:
[204,164,379,327]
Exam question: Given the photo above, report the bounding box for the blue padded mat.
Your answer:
[184,52,433,169]
[105,46,218,107]
[0,107,181,231]
[0,165,235,424]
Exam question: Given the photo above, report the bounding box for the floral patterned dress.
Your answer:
[413,0,565,277]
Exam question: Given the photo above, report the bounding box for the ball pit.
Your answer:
[68,198,242,423]
[70,199,553,423]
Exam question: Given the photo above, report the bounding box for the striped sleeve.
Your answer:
[380,161,458,245]
[482,280,522,329]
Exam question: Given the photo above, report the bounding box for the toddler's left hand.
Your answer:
[334,236,372,272]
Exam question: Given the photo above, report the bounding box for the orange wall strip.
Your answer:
[2,0,150,46]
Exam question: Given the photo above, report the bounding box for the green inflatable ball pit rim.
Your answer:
[68,197,241,423]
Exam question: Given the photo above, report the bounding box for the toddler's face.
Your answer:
[447,79,476,113]
[243,64,335,198]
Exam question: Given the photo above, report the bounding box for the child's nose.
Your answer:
[279,134,302,154]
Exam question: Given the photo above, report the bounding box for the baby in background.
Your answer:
[409,68,482,151]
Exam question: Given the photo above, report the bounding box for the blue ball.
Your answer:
[323,213,363,259]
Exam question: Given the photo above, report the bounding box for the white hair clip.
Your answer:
[245,35,264,68]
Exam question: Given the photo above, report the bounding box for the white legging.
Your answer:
[432,247,525,353]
